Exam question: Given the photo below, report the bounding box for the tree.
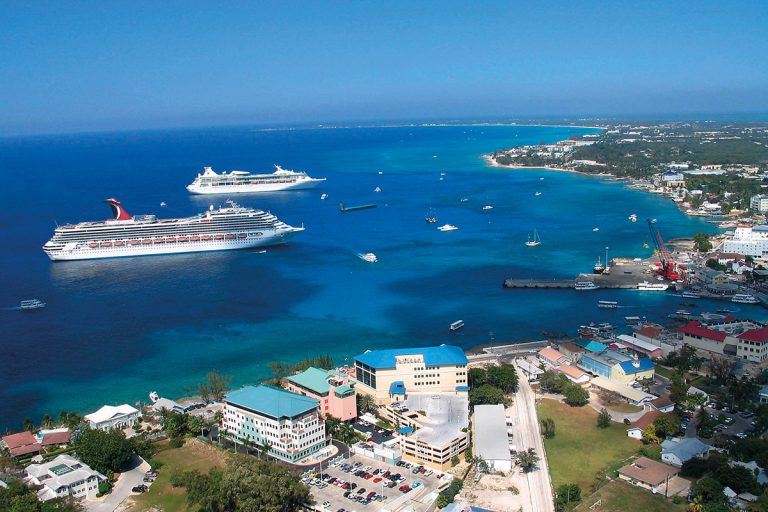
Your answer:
[187,415,205,437]
[597,408,611,428]
[205,370,232,402]
[555,483,582,512]
[73,429,134,474]
[562,384,589,407]
[451,455,460,467]
[691,476,727,505]
[469,384,506,406]
[336,423,356,445]
[163,412,189,439]
[653,413,681,438]
[325,415,341,437]
[642,424,660,444]
[517,448,539,472]
[541,418,556,438]
[693,233,712,252]
[0,480,84,512]
[22,418,34,433]
[356,394,376,414]
[464,446,473,463]
[40,414,53,429]
[670,372,689,407]
[686,392,707,411]
[540,370,569,394]
[709,357,733,383]
[485,364,519,393]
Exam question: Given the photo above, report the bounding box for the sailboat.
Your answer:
[525,229,541,247]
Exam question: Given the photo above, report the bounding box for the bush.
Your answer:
[597,408,611,428]
[563,384,589,407]
[97,480,112,497]
[639,445,662,460]
[555,483,582,511]
[169,437,184,448]
[451,455,460,467]
[436,478,464,508]
[672,496,686,505]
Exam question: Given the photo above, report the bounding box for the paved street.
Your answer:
[512,361,555,512]
[86,456,150,512]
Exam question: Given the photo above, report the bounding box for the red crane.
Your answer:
[647,218,679,280]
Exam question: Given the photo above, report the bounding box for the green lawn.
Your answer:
[654,365,676,379]
[573,480,687,512]
[537,399,641,490]
[130,438,229,512]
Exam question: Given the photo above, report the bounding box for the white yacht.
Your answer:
[732,293,760,304]
[575,281,599,290]
[187,165,326,194]
[638,281,669,291]
[449,320,464,331]
[525,229,541,247]
[358,253,378,263]
[438,224,459,232]
[482,205,493,210]
[628,214,638,222]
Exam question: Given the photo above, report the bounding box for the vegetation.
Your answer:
[469,384,507,406]
[517,448,540,472]
[469,363,519,393]
[193,370,232,402]
[555,483,582,512]
[571,480,686,512]
[436,478,464,508]
[72,428,136,475]
[597,408,612,429]
[563,385,590,407]
[0,480,83,512]
[324,415,357,444]
[681,453,762,496]
[268,355,334,383]
[542,417,556,438]
[171,454,311,512]
[355,393,376,415]
[693,233,713,253]
[537,399,640,489]
[451,455,460,467]
[540,370,571,394]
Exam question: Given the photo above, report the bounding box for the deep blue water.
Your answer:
[0,124,760,430]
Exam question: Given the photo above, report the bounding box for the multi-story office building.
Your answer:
[284,367,357,421]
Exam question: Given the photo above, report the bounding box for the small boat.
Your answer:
[625,316,643,326]
[101,242,112,247]
[450,320,464,331]
[190,236,200,242]
[681,291,701,299]
[238,233,247,239]
[460,198,469,203]
[592,227,600,232]
[321,193,329,200]
[374,186,381,193]
[20,299,46,310]
[153,238,165,244]
[629,214,637,222]
[535,192,542,196]
[358,252,378,263]
[437,224,458,231]
[440,172,446,176]
[425,216,438,223]
[482,205,493,210]
[142,239,153,245]
[525,229,541,247]
[178,236,189,242]
[129,240,141,245]
[598,300,618,309]
[114,241,125,246]
[148,391,159,403]
[539,177,544,180]
[593,258,605,274]
[378,171,383,175]
[160,201,167,207]
[575,281,599,290]
[679,302,698,307]
[716,308,733,314]
[225,234,236,240]
[165,238,177,243]
[88,242,99,248]
[638,281,669,291]
[256,249,267,254]
[214,234,225,240]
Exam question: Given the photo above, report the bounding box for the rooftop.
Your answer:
[635,326,662,339]
[84,404,139,424]
[617,334,662,353]
[677,321,727,342]
[24,455,106,498]
[474,404,511,462]
[354,344,467,369]
[618,357,655,375]
[403,392,469,447]
[591,377,654,403]
[559,364,587,380]
[226,385,319,419]
[628,410,662,431]
[575,339,608,353]
[661,438,712,462]
[557,341,586,354]
[738,327,768,343]
[538,347,567,364]
[618,457,678,486]
[286,367,349,395]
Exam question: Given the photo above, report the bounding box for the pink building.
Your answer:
[284,367,357,421]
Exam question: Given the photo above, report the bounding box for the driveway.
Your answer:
[86,455,150,512]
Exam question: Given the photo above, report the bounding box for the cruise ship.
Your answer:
[43,199,303,261]
[186,165,326,194]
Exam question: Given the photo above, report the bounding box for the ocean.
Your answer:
[0,124,758,430]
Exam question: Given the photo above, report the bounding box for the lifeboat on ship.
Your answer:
[165,238,177,243]
[178,236,189,242]
[225,234,236,240]
[129,240,141,245]
[142,239,152,245]
[88,242,99,248]
[101,242,113,247]
[114,241,125,246]
[190,235,201,242]
[214,234,225,240]
[202,235,212,241]
[153,238,165,243]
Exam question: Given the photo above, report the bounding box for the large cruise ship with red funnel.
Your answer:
[43,199,303,261]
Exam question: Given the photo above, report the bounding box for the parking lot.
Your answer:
[303,452,450,512]
[699,404,757,438]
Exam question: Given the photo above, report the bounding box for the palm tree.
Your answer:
[22,418,35,433]
[356,394,376,414]
[259,440,272,460]
[41,414,53,429]
[337,423,356,445]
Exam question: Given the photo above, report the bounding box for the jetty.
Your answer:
[502,278,638,290]
[339,202,376,212]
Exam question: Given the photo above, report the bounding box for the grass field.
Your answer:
[537,399,641,490]
[654,365,676,379]
[573,480,687,512]
[129,438,229,512]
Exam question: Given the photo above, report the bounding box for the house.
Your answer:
[152,398,185,414]
[661,438,712,467]
[516,359,544,381]
[284,366,357,421]
[575,339,608,354]
[37,429,71,448]
[760,386,768,404]
[733,461,768,485]
[616,334,663,359]
[647,395,675,413]
[474,404,512,473]
[618,457,680,492]
[717,253,745,266]
[84,404,140,431]
[557,341,586,363]
[590,377,654,406]
[736,327,768,363]
[1,431,41,457]
[697,267,728,286]
[353,345,468,404]
[626,410,662,439]
[537,347,570,368]
[558,364,589,384]
[24,454,107,501]
[222,385,327,463]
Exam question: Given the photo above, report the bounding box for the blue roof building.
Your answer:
[225,385,319,419]
[353,345,469,402]
[575,339,608,354]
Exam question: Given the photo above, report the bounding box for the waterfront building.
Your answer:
[537,347,570,368]
[760,386,768,404]
[380,392,469,469]
[24,454,107,501]
[723,225,768,258]
[660,171,686,187]
[556,341,586,363]
[353,345,469,404]
[633,326,678,357]
[751,195,768,212]
[661,438,712,467]
[84,404,140,431]
[222,385,326,463]
[679,318,768,362]
[1,431,41,457]
[473,404,512,473]
[678,321,731,356]
[618,457,681,493]
[284,367,357,421]
[558,364,589,384]
[574,339,608,354]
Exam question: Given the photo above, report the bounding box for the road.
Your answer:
[86,456,150,512]
[513,361,555,512]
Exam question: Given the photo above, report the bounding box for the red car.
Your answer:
[399,485,411,493]
[363,473,373,480]
[342,483,350,489]
[373,477,382,483]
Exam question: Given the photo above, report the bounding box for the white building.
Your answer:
[723,225,768,258]
[84,404,140,431]
[222,385,326,463]
[473,404,511,473]
[751,195,768,212]
[24,454,107,501]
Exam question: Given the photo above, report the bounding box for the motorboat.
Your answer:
[358,253,378,263]
[638,281,669,291]
[450,320,464,331]
[438,224,458,231]
[482,205,493,210]
[732,294,760,304]
[20,299,46,310]
[597,301,618,308]
[575,281,599,290]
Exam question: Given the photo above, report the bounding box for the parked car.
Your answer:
[357,487,366,495]
[412,482,422,488]
[373,477,382,483]
[131,485,148,493]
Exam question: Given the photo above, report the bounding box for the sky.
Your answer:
[1,1,767,135]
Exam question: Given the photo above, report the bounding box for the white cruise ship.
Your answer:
[43,199,303,261]
[186,165,326,194]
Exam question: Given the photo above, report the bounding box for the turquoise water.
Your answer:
[0,124,758,429]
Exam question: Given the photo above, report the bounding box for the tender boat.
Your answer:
[482,205,493,210]
[321,193,329,200]
[374,186,381,193]
[20,299,46,310]
[438,224,458,231]
[592,227,600,232]
[449,320,464,331]
[575,280,599,290]
[358,252,378,263]
[628,214,637,222]
[681,291,701,299]
[593,258,605,274]
[148,391,159,403]
[732,293,760,304]
[535,192,542,196]
[638,281,669,291]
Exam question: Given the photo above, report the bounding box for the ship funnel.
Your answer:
[104,198,132,220]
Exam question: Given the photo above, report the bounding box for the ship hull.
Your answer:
[44,230,301,261]
[187,178,325,194]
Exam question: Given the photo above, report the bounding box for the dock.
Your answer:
[503,278,638,290]
[339,202,377,212]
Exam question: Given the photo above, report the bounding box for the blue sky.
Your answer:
[1,1,767,135]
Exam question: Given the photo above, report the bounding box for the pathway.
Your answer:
[86,455,150,512]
